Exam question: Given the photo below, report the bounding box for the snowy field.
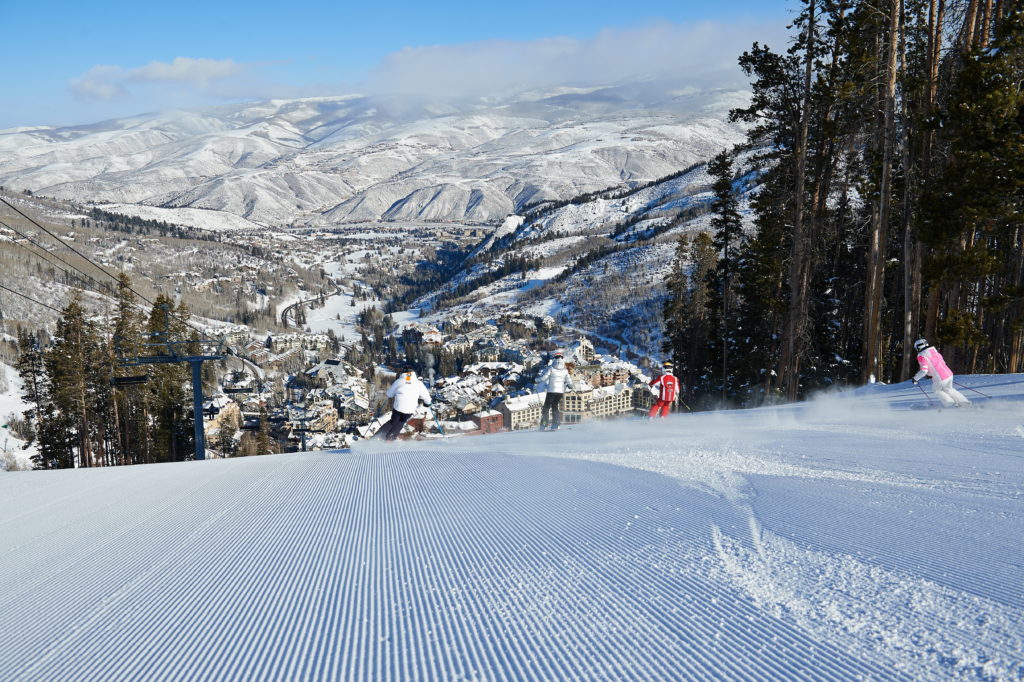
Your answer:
[98,203,269,232]
[302,289,361,341]
[1,376,1022,681]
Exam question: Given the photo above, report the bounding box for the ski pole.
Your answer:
[915,381,934,406]
[428,406,445,436]
[953,381,990,399]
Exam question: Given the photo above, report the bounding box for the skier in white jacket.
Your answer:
[537,352,575,430]
[379,366,432,441]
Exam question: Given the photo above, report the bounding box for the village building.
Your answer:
[271,332,332,352]
[501,347,544,369]
[305,400,338,433]
[265,347,304,371]
[306,357,356,387]
[574,363,633,388]
[561,383,635,424]
[463,362,523,379]
[216,325,251,347]
[421,409,503,438]
[564,337,597,365]
[472,410,503,434]
[245,345,272,366]
[498,393,546,430]
[401,323,444,346]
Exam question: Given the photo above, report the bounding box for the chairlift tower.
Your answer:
[116,315,225,461]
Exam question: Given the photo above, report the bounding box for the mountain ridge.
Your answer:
[0,82,748,228]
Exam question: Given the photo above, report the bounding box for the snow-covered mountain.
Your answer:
[413,158,757,357]
[2,376,1021,680]
[0,82,748,227]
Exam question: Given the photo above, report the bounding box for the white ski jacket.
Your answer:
[386,372,432,414]
[539,360,575,394]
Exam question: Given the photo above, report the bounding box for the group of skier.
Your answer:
[643,339,971,412]
[375,351,683,440]
[536,352,680,429]
[374,337,968,440]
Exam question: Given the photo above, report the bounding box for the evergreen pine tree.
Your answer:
[729,165,791,405]
[15,329,49,467]
[255,405,274,455]
[146,295,193,462]
[661,233,716,407]
[706,150,745,401]
[919,10,1024,370]
[46,291,103,468]
[110,273,150,465]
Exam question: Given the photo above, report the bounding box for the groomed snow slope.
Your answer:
[1,376,1022,681]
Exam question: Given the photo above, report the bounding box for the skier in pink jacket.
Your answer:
[912,338,970,407]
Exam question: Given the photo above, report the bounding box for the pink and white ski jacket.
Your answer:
[914,347,953,383]
[649,373,680,402]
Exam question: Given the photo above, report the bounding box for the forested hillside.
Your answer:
[664,0,1024,408]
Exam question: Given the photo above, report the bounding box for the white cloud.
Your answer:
[63,20,783,113]
[126,57,244,85]
[69,57,248,101]
[365,20,783,96]
[69,65,130,100]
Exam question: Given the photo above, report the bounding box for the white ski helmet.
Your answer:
[914,338,929,351]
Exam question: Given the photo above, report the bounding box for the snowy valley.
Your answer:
[0,82,755,462]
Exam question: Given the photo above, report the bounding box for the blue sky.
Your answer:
[1,0,792,129]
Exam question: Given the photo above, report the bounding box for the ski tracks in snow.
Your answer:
[710,521,1023,681]
[2,383,1023,682]
[1,448,905,681]
[499,403,1024,681]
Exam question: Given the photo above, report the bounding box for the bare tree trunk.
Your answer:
[1011,329,1022,374]
[900,4,921,380]
[780,0,817,401]
[962,0,980,51]
[112,392,125,466]
[864,0,902,384]
[918,0,945,351]
[979,0,994,47]
[1010,227,1024,372]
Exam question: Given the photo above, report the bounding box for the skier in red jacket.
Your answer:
[648,362,680,418]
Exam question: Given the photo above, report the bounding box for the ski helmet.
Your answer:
[662,361,673,370]
[914,338,929,351]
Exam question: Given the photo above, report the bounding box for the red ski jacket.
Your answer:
[649,373,679,402]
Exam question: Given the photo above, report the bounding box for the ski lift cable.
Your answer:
[1,197,198,327]
[0,196,131,295]
[1,214,215,353]
[0,217,111,294]
[0,197,242,358]
[0,282,65,313]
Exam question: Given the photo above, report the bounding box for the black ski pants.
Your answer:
[379,409,412,441]
[541,392,564,428]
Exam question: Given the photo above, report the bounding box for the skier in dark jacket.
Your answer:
[537,352,575,430]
